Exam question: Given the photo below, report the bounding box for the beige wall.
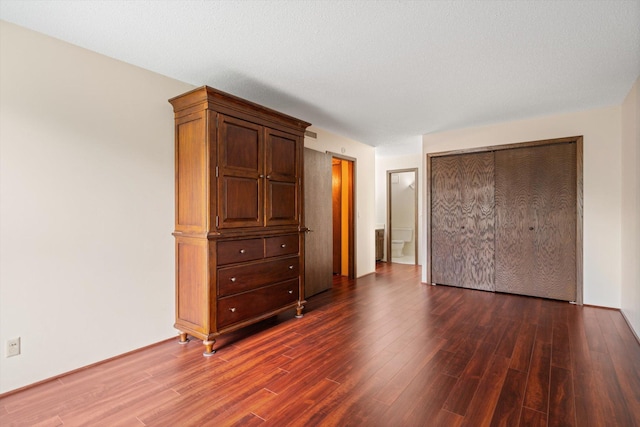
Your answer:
[0,22,377,393]
[304,128,377,278]
[0,21,195,393]
[621,76,640,336]
[422,106,623,309]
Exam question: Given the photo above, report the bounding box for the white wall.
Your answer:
[0,22,377,393]
[621,76,640,337]
[422,106,623,309]
[0,21,195,393]
[375,153,423,263]
[304,128,377,278]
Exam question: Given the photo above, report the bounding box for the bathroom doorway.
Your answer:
[387,168,418,265]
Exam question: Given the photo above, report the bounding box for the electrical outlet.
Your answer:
[6,337,20,357]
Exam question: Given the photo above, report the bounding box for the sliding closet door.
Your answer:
[494,143,576,301]
[431,152,495,291]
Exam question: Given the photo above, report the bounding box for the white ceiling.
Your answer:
[1,1,639,154]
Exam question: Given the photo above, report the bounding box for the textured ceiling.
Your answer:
[1,1,639,154]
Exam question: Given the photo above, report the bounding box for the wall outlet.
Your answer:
[6,337,20,357]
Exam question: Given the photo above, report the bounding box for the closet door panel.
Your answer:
[431,155,462,286]
[458,152,495,291]
[531,143,576,300]
[495,143,576,301]
[494,149,536,293]
[431,152,495,290]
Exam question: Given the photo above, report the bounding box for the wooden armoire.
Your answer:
[169,86,310,355]
[427,136,583,303]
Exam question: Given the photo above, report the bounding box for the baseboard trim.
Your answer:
[0,336,176,398]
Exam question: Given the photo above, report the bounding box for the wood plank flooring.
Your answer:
[2,263,639,426]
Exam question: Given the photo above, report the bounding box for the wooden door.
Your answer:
[431,152,495,291]
[217,114,263,228]
[265,128,300,227]
[304,148,333,297]
[495,143,577,301]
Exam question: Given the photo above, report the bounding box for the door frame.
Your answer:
[328,152,356,279]
[387,168,419,265]
[426,136,584,304]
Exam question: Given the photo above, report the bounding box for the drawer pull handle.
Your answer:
[229,307,236,313]
[289,265,294,270]
[239,249,246,254]
[281,244,286,248]
[230,277,236,282]
[288,290,293,294]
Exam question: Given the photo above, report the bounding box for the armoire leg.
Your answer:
[178,332,189,344]
[203,340,216,356]
[295,303,304,318]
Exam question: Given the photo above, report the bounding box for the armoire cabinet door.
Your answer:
[431,152,495,290]
[265,128,300,226]
[495,143,576,301]
[217,114,264,228]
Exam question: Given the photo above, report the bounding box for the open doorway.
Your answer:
[387,168,418,265]
[331,155,355,278]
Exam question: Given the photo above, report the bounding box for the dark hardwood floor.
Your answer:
[2,263,639,426]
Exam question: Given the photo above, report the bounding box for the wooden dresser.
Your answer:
[169,86,310,355]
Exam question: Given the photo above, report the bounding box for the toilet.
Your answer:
[391,228,413,257]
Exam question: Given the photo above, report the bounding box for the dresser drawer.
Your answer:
[217,238,263,265]
[265,234,299,258]
[218,257,300,297]
[217,278,299,328]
